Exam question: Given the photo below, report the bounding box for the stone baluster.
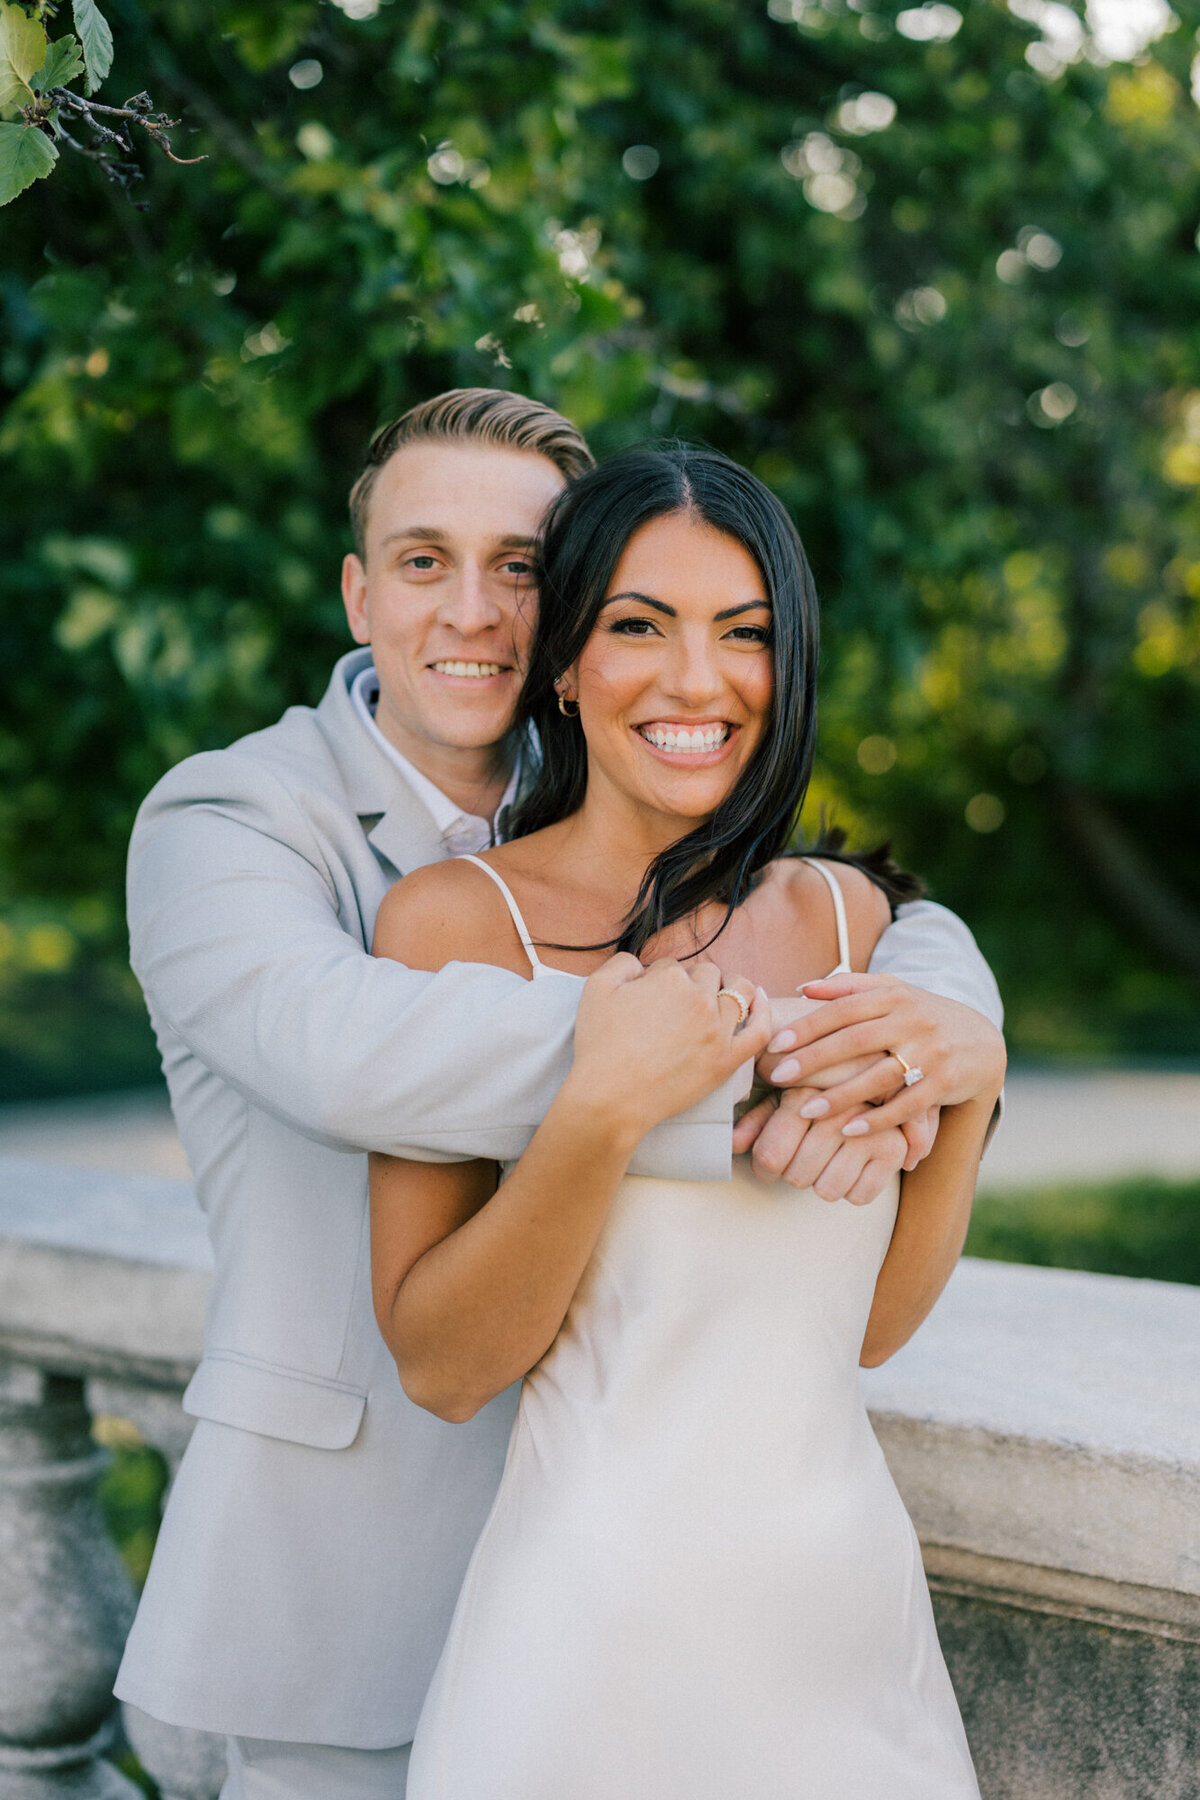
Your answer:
[120,1708,225,1800]
[0,1160,222,1800]
[0,1361,140,1800]
[90,1395,226,1798]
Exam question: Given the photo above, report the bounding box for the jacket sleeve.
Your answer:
[868,899,1004,1031]
[127,755,739,1180]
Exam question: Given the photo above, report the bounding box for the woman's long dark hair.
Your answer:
[507,442,825,955]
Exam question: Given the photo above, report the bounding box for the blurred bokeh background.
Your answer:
[2,0,1198,1282]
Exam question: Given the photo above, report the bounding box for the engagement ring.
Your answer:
[890,1051,925,1088]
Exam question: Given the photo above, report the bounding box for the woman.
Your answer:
[370,445,1002,1797]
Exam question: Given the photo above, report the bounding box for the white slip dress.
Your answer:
[407,858,980,1800]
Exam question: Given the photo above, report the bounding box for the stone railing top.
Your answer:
[862,1256,1200,1609]
[0,1155,209,1268]
[860,1253,1200,1467]
[0,1156,209,1385]
[2,1155,1198,1607]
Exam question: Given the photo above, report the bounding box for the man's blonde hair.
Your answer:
[348,388,595,556]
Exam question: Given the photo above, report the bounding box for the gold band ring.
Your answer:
[717,987,751,1029]
[890,1051,925,1088]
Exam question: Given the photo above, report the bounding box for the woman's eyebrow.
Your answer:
[601,591,771,620]
[714,600,771,621]
[602,590,674,615]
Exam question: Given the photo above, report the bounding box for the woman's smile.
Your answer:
[633,718,738,761]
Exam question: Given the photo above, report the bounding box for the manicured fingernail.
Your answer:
[841,1118,870,1137]
[767,1030,797,1053]
[800,1098,830,1119]
[771,1058,800,1084]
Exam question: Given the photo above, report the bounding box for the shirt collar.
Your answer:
[349,664,520,855]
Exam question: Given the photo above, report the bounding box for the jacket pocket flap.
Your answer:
[183,1354,366,1450]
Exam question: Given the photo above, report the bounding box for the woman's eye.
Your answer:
[500,560,533,577]
[727,625,771,644]
[609,617,659,637]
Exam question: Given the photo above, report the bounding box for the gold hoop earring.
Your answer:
[557,694,579,718]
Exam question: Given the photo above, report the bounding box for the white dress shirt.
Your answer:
[350,664,520,856]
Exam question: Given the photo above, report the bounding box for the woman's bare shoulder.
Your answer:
[767,855,892,971]
[372,858,529,976]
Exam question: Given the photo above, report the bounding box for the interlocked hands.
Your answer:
[734,974,1005,1206]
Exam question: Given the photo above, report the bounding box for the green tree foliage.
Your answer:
[2,0,1199,1094]
[0,0,190,207]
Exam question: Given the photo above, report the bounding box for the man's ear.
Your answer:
[341,553,370,645]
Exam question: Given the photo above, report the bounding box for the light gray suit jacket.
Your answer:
[115,647,1002,1746]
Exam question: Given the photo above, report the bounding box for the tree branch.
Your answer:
[1057,784,1200,988]
[134,36,300,205]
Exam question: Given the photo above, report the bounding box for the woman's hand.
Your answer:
[567,954,772,1149]
[759,973,1005,1138]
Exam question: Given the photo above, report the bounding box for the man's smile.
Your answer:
[429,660,510,680]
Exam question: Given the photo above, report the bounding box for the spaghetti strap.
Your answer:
[807,860,852,974]
[457,854,548,979]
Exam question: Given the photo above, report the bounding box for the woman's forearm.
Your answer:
[377,1077,641,1422]
[858,1090,1000,1367]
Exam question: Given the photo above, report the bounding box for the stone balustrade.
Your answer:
[0,1158,216,1800]
[1,1153,1197,1799]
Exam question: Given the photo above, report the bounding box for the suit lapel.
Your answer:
[314,649,448,876]
[366,798,446,877]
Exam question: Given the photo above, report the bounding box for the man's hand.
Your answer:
[760,973,1006,1140]
[733,1086,914,1205]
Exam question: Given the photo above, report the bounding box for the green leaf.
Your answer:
[72,0,112,96]
[32,34,86,92]
[0,119,58,203]
[0,2,48,109]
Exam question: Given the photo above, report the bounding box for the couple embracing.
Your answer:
[117,389,1004,1797]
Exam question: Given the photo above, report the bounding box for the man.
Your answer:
[116,389,1003,1798]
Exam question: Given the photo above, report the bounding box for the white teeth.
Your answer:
[639,724,729,753]
[433,661,503,678]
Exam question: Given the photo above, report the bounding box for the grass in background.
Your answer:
[966,1177,1200,1286]
[94,1428,170,1791]
[94,1418,169,1589]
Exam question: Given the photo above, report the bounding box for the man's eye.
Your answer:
[500,560,533,577]
[406,555,439,570]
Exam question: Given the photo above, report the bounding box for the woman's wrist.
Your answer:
[552,1070,647,1164]
[939,1086,1003,1131]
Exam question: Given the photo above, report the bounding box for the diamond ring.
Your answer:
[890,1051,925,1088]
